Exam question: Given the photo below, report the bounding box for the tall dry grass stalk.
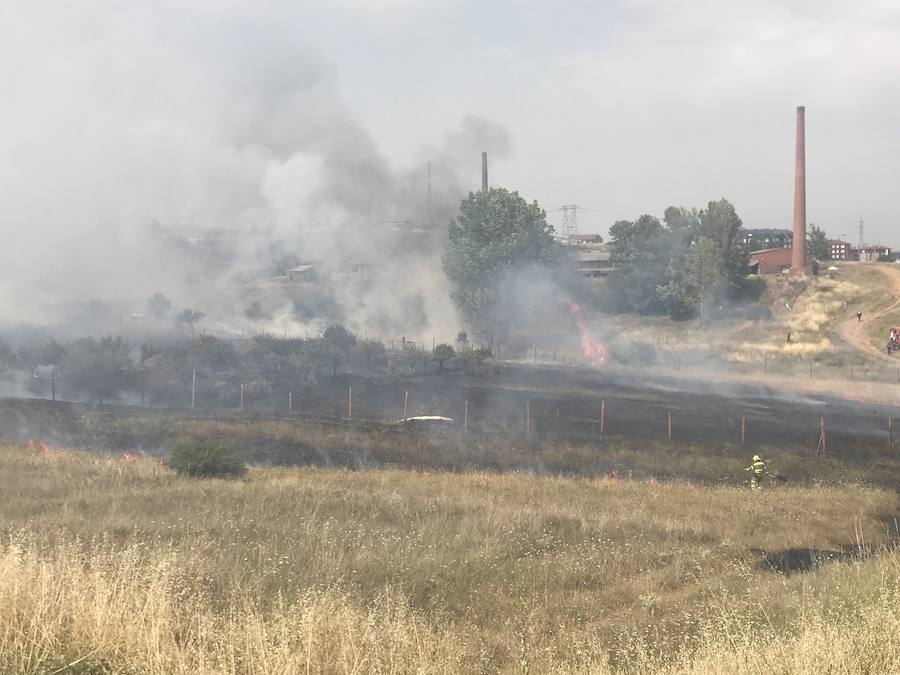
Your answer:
[1,530,899,674]
[0,532,471,674]
[0,445,898,673]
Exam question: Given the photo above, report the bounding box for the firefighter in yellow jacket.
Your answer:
[745,454,767,489]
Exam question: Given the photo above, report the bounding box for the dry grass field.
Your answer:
[0,443,899,673]
[609,264,898,379]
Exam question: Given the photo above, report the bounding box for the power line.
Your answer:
[555,204,581,238]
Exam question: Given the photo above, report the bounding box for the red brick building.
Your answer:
[828,240,851,260]
[749,247,793,274]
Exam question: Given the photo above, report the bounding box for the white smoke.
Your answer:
[0,3,510,340]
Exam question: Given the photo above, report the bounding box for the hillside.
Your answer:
[1,444,898,674]
[600,263,900,392]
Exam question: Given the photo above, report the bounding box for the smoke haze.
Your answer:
[0,3,509,338]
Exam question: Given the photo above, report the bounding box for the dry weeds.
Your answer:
[0,444,898,672]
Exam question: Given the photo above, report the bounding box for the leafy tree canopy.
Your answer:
[443,188,559,337]
[610,199,749,319]
[176,309,205,337]
[807,224,830,261]
[147,293,171,320]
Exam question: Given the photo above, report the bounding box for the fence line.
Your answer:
[9,384,899,460]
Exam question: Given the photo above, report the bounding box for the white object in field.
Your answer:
[399,416,454,423]
[828,266,838,271]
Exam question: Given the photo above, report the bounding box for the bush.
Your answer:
[167,440,247,478]
[609,340,657,366]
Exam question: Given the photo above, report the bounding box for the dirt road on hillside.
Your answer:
[840,265,900,361]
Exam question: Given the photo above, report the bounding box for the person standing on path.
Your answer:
[857,310,863,322]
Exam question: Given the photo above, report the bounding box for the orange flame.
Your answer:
[568,301,607,366]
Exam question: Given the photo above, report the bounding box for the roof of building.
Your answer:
[748,247,793,256]
[572,250,612,262]
[744,228,792,235]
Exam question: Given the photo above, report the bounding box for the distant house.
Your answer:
[572,249,613,278]
[330,262,377,282]
[749,247,793,274]
[566,233,603,245]
[743,228,792,252]
[853,245,892,263]
[828,240,852,261]
[286,263,319,283]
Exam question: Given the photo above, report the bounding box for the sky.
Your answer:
[323,0,900,242]
[1,0,899,317]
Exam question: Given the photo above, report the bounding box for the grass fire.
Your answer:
[2,3,900,673]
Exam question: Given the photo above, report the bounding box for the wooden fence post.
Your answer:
[191,368,196,409]
[816,416,826,455]
[667,411,672,443]
[403,391,409,420]
[741,416,746,449]
[600,400,606,434]
[289,391,293,413]
[889,417,893,458]
[348,385,352,419]
[463,400,469,434]
[240,383,244,410]
[526,402,532,433]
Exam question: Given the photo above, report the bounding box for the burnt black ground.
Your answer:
[1,363,897,461]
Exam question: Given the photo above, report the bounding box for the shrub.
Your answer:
[167,440,247,478]
[609,340,657,366]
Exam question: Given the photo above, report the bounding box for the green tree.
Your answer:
[323,324,357,352]
[176,309,205,337]
[612,200,749,319]
[695,198,749,292]
[663,206,700,235]
[147,293,171,320]
[667,199,749,317]
[443,188,559,339]
[433,343,455,370]
[61,336,133,404]
[807,224,830,261]
[607,215,670,314]
[244,300,269,321]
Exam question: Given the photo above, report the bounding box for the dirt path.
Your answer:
[839,265,900,361]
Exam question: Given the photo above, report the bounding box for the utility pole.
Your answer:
[858,218,865,247]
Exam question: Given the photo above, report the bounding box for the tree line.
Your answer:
[0,329,492,406]
[441,190,764,334]
[607,200,753,319]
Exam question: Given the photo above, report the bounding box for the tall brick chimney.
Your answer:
[481,151,488,192]
[791,106,807,271]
